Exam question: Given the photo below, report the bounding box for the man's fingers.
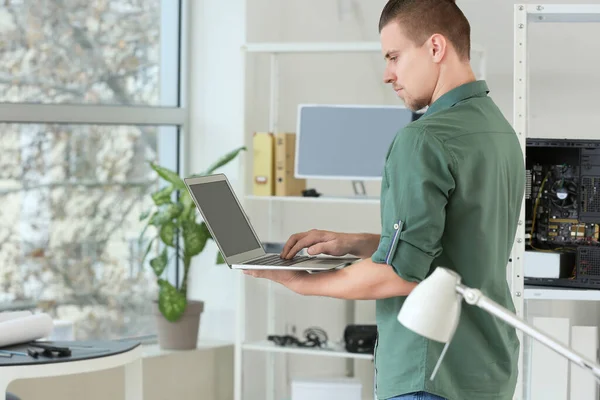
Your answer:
[284,237,308,259]
[285,241,305,259]
[280,230,336,259]
[281,232,311,258]
[281,232,305,257]
[307,242,326,255]
[244,270,272,279]
[285,233,324,259]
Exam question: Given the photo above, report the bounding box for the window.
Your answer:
[0,0,187,341]
[0,0,179,106]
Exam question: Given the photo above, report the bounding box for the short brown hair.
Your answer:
[378,0,471,61]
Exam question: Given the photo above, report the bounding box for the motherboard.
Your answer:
[529,163,599,248]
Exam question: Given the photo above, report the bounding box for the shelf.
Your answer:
[242,41,485,55]
[242,340,374,360]
[524,286,600,301]
[245,195,380,205]
[242,42,381,54]
[525,4,600,23]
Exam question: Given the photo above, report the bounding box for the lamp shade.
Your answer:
[397,267,462,343]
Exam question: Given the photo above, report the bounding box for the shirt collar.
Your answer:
[423,80,489,117]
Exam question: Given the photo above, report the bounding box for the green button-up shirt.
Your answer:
[371,80,524,400]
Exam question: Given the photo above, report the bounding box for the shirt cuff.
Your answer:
[372,232,434,283]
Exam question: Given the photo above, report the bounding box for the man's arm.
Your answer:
[349,233,381,259]
[245,258,417,300]
[370,127,455,282]
[247,128,455,299]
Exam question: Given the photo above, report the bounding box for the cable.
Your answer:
[302,327,328,348]
[267,326,329,349]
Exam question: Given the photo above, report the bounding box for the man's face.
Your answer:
[380,21,439,111]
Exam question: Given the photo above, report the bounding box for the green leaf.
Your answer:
[182,220,210,257]
[149,248,168,277]
[216,251,226,265]
[158,279,187,322]
[160,221,177,247]
[180,190,196,222]
[166,203,184,219]
[184,255,192,272]
[149,212,164,226]
[181,189,194,208]
[150,162,185,190]
[139,209,152,221]
[202,146,246,175]
[151,186,174,206]
[149,203,184,226]
[149,212,169,226]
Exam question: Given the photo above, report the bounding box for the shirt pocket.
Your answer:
[385,219,404,265]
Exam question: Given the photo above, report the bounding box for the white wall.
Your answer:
[188,0,600,399]
[458,0,600,140]
[186,0,246,344]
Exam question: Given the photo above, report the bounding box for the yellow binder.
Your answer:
[275,133,306,196]
[252,132,275,196]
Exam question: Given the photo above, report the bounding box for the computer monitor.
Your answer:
[294,104,419,181]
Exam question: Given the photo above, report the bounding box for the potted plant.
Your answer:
[140,146,245,350]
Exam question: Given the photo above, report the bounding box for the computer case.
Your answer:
[525,138,600,289]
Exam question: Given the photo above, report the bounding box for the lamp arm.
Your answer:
[456,283,600,379]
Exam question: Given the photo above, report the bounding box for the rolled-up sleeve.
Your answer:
[371,126,456,283]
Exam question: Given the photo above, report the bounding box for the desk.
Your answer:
[0,340,143,400]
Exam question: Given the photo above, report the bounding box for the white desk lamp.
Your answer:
[397,267,600,382]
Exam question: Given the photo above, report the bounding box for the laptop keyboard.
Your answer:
[246,254,312,266]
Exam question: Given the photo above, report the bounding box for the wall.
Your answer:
[185,0,246,344]
[187,0,600,399]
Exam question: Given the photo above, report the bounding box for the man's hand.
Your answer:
[242,269,306,290]
[243,259,417,300]
[280,229,380,260]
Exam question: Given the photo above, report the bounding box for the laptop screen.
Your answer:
[187,180,262,257]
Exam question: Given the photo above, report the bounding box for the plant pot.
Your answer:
[152,300,204,350]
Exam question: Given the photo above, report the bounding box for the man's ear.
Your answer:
[428,33,447,63]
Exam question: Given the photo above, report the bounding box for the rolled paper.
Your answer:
[0,311,33,323]
[0,313,54,347]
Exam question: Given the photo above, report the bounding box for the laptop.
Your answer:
[183,174,359,271]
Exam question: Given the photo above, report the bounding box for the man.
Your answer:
[244,0,525,399]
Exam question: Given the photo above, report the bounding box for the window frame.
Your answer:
[0,0,191,326]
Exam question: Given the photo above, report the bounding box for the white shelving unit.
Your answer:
[243,340,374,360]
[245,194,381,205]
[524,286,600,302]
[514,5,600,400]
[235,41,487,400]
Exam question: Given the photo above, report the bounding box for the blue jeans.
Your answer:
[389,392,446,400]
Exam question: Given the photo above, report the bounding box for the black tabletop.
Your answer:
[0,340,140,366]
